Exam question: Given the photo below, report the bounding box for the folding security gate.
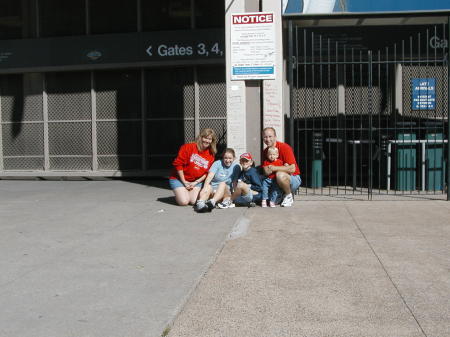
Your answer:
[0,65,226,176]
[288,16,449,199]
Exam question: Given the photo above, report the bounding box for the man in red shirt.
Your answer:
[262,127,302,207]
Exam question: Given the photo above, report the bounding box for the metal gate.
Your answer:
[0,65,226,176]
[288,17,449,200]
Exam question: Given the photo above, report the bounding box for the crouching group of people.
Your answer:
[168,127,301,212]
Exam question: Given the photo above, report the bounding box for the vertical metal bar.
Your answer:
[447,17,450,201]
[303,28,308,195]
[368,50,373,200]
[36,0,40,38]
[288,20,294,165]
[194,66,200,136]
[90,71,98,171]
[0,84,3,171]
[352,48,356,193]
[319,35,324,195]
[377,49,381,195]
[43,75,49,170]
[311,31,315,193]
[137,0,142,32]
[327,38,331,194]
[344,45,347,194]
[336,41,339,194]
[141,69,146,170]
[394,42,399,195]
[441,23,446,195]
[359,50,363,194]
[386,45,389,194]
[191,0,195,29]
[410,35,413,193]
[86,0,90,35]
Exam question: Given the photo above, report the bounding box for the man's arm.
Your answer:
[265,164,295,175]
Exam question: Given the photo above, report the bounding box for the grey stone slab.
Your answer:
[168,202,440,337]
[0,180,245,337]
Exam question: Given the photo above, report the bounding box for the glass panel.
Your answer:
[195,0,224,29]
[90,0,137,34]
[142,0,191,31]
[40,0,85,37]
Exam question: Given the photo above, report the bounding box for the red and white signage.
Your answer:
[232,13,274,24]
[230,12,276,80]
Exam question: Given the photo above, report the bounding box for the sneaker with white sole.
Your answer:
[261,200,267,208]
[269,201,276,208]
[217,199,234,209]
[281,194,293,207]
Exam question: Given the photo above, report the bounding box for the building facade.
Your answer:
[0,0,226,176]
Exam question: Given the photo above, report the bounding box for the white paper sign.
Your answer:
[230,12,276,80]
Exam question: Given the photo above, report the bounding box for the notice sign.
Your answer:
[230,12,276,80]
[412,78,436,110]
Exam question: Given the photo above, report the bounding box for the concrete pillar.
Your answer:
[225,0,262,161]
[262,0,285,142]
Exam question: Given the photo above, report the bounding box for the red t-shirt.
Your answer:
[263,141,300,176]
[169,143,215,182]
[262,159,285,179]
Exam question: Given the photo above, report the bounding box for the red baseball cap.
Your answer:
[240,153,253,161]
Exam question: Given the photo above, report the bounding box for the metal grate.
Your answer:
[47,72,91,121]
[2,123,44,156]
[48,122,91,155]
[1,66,226,175]
[96,70,141,120]
[198,67,227,118]
[97,121,141,155]
[290,22,449,199]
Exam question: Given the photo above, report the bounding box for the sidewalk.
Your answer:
[0,180,246,337]
[168,200,450,337]
[1,180,449,337]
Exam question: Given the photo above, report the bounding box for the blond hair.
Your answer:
[267,146,279,155]
[196,128,217,155]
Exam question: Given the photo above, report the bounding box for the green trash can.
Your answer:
[312,132,323,188]
[426,133,445,191]
[396,133,416,191]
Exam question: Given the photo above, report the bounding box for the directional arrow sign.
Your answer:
[146,46,152,56]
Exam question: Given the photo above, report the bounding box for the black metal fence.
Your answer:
[289,19,449,200]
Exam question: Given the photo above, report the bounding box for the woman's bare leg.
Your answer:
[188,187,203,205]
[173,187,191,206]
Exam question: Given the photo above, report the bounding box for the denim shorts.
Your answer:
[169,178,203,190]
[234,190,262,205]
[290,175,302,193]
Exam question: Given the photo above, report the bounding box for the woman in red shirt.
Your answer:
[169,128,217,206]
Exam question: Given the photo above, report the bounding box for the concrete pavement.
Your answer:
[0,180,246,337]
[168,200,450,337]
[1,180,449,337]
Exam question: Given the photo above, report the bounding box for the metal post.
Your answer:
[288,20,294,152]
[368,50,373,200]
[447,16,450,200]
[43,75,49,170]
[194,66,200,136]
[90,71,98,171]
[0,87,3,171]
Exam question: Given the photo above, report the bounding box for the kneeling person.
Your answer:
[262,127,302,207]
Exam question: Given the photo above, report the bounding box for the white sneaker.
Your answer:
[281,194,293,207]
[217,199,234,209]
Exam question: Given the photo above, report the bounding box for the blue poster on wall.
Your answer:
[412,78,436,110]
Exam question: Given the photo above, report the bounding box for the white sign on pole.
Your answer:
[230,12,276,80]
